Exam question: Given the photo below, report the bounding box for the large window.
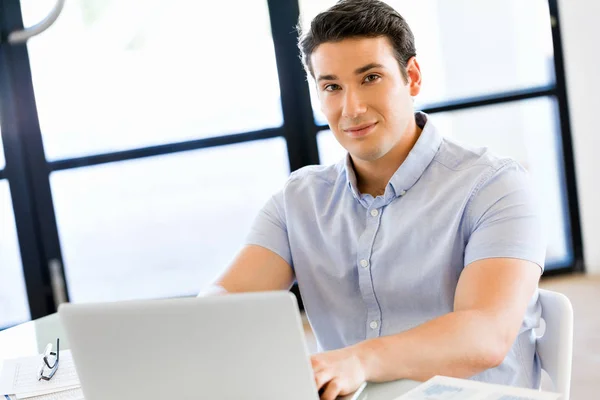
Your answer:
[16,0,290,305]
[0,0,583,325]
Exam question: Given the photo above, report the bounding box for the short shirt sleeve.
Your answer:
[245,190,293,269]
[464,161,546,272]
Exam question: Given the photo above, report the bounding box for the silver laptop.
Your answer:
[59,291,364,400]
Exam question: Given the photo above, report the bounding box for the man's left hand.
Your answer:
[310,346,367,400]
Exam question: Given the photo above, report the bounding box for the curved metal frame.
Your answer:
[7,0,65,44]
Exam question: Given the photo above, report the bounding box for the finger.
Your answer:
[320,379,341,400]
[311,355,327,373]
[314,369,334,391]
[310,355,320,368]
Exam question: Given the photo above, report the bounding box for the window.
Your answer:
[50,139,289,302]
[0,181,30,328]
[6,0,292,306]
[22,0,283,160]
[317,130,345,166]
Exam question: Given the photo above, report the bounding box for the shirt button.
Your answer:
[370,320,379,330]
[370,209,379,217]
[360,259,369,268]
[399,190,407,196]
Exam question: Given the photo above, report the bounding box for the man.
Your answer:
[209,1,545,399]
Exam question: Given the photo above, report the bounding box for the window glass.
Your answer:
[0,180,31,328]
[50,138,290,302]
[22,0,284,160]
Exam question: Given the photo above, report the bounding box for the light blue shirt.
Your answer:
[246,112,545,388]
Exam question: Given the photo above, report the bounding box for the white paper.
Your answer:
[394,376,562,400]
[16,388,83,400]
[15,386,81,400]
[0,350,80,397]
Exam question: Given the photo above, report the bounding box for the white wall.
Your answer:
[558,0,600,273]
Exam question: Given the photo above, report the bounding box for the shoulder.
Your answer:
[433,136,514,176]
[435,139,537,225]
[432,136,530,190]
[282,161,344,194]
[431,136,533,210]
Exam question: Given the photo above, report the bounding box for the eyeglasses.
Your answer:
[38,338,60,381]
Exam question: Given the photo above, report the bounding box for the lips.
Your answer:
[343,122,378,137]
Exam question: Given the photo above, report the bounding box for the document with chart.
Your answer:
[395,375,561,400]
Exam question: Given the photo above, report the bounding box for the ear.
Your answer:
[405,57,422,96]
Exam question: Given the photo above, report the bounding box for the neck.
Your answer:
[353,118,422,197]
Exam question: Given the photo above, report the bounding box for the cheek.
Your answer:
[320,97,342,123]
[376,90,411,123]
[320,95,334,112]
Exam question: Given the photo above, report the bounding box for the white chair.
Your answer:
[536,288,574,400]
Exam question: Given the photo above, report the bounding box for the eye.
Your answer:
[364,74,381,83]
[324,83,341,92]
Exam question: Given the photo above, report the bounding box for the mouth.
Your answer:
[343,122,378,138]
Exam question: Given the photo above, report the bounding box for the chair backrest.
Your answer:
[536,288,574,400]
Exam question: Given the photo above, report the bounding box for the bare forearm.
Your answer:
[210,246,295,293]
[355,310,509,382]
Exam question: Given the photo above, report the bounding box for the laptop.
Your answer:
[59,291,366,400]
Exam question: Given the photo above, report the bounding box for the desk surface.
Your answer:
[0,315,421,399]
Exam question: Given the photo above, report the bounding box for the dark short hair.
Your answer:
[297,0,417,82]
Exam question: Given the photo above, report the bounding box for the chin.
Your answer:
[350,148,386,162]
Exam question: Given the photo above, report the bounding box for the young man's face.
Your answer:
[311,36,421,162]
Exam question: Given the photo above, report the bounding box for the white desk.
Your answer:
[0,315,421,399]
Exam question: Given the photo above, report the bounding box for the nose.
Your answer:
[341,88,367,119]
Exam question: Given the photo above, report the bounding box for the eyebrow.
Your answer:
[316,63,385,82]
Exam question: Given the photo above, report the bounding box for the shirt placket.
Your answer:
[356,203,384,339]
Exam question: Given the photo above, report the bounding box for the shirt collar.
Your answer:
[342,112,443,200]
